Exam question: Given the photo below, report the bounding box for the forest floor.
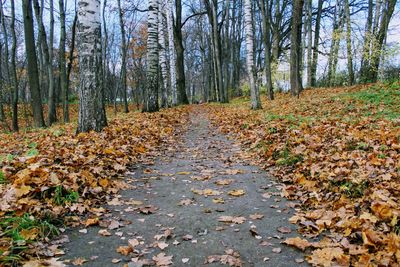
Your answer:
[1,82,400,266]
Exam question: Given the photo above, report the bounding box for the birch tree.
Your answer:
[158,0,169,108]
[143,0,159,112]
[76,0,107,133]
[244,0,261,109]
[166,0,177,106]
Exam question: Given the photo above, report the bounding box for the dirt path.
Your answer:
[62,108,306,266]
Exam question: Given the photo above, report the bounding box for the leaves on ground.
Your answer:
[207,83,400,266]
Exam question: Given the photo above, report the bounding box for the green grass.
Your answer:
[0,170,6,184]
[274,145,303,166]
[53,186,79,205]
[0,213,60,264]
[338,83,400,120]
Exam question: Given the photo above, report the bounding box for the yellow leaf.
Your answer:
[212,198,225,204]
[177,171,191,175]
[15,185,32,198]
[20,228,39,240]
[99,178,109,188]
[228,189,245,197]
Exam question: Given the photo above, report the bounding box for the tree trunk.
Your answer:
[306,0,312,87]
[259,0,274,100]
[48,0,56,125]
[369,0,397,82]
[359,0,373,82]
[344,0,354,85]
[244,0,262,109]
[143,0,160,112]
[65,10,78,123]
[76,0,107,132]
[173,0,189,105]
[158,0,169,108]
[290,0,304,97]
[10,0,19,131]
[59,0,69,122]
[23,0,46,128]
[166,0,177,106]
[117,0,129,113]
[310,0,323,87]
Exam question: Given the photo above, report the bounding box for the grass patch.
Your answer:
[0,171,6,184]
[0,213,60,265]
[338,83,400,120]
[330,180,369,198]
[53,186,79,205]
[274,145,303,166]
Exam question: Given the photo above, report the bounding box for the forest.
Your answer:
[0,0,399,266]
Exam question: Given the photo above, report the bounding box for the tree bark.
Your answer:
[173,0,189,105]
[166,0,177,106]
[143,0,160,112]
[344,0,354,85]
[244,0,262,109]
[23,0,46,127]
[10,0,19,131]
[65,10,78,123]
[76,0,107,132]
[306,0,312,87]
[158,0,169,108]
[117,0,129,113]
[59,0,69,122]
[290,0,304,97]
[259,0,274,100]
[310,0,323,87]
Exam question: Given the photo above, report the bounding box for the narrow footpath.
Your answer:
[62,108,307,266]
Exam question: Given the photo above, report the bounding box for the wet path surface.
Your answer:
[62,109,307,266]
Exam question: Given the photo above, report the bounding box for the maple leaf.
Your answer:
[283,237,312,251]
[84,217,99,227]
[153,253,173,266]
[71,257,88,266]
[307,247,347,267]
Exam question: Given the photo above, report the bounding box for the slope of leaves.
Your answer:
[0,107,189,264]
[207,83,400,266]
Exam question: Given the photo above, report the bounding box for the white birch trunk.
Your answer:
[244,0,261,109]
[143,0,159,112]
[158,0,169,108]
[76,0,107,132]
[166,0,177,106]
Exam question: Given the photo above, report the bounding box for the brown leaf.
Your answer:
[283,237,312,251]
[153,252,173,266]
[116,245,133,256]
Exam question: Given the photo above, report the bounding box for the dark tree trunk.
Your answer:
[173,0,189,105]
[259,0,274,100]
[22,0,45,128]
[290,0,304,97]
[310,0,323,87]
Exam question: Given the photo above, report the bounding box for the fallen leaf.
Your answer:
[283,237,312,251]
[228,189,245,197]
[153,252,173,266]
[116,245,133,256]
[249,213,264,220]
